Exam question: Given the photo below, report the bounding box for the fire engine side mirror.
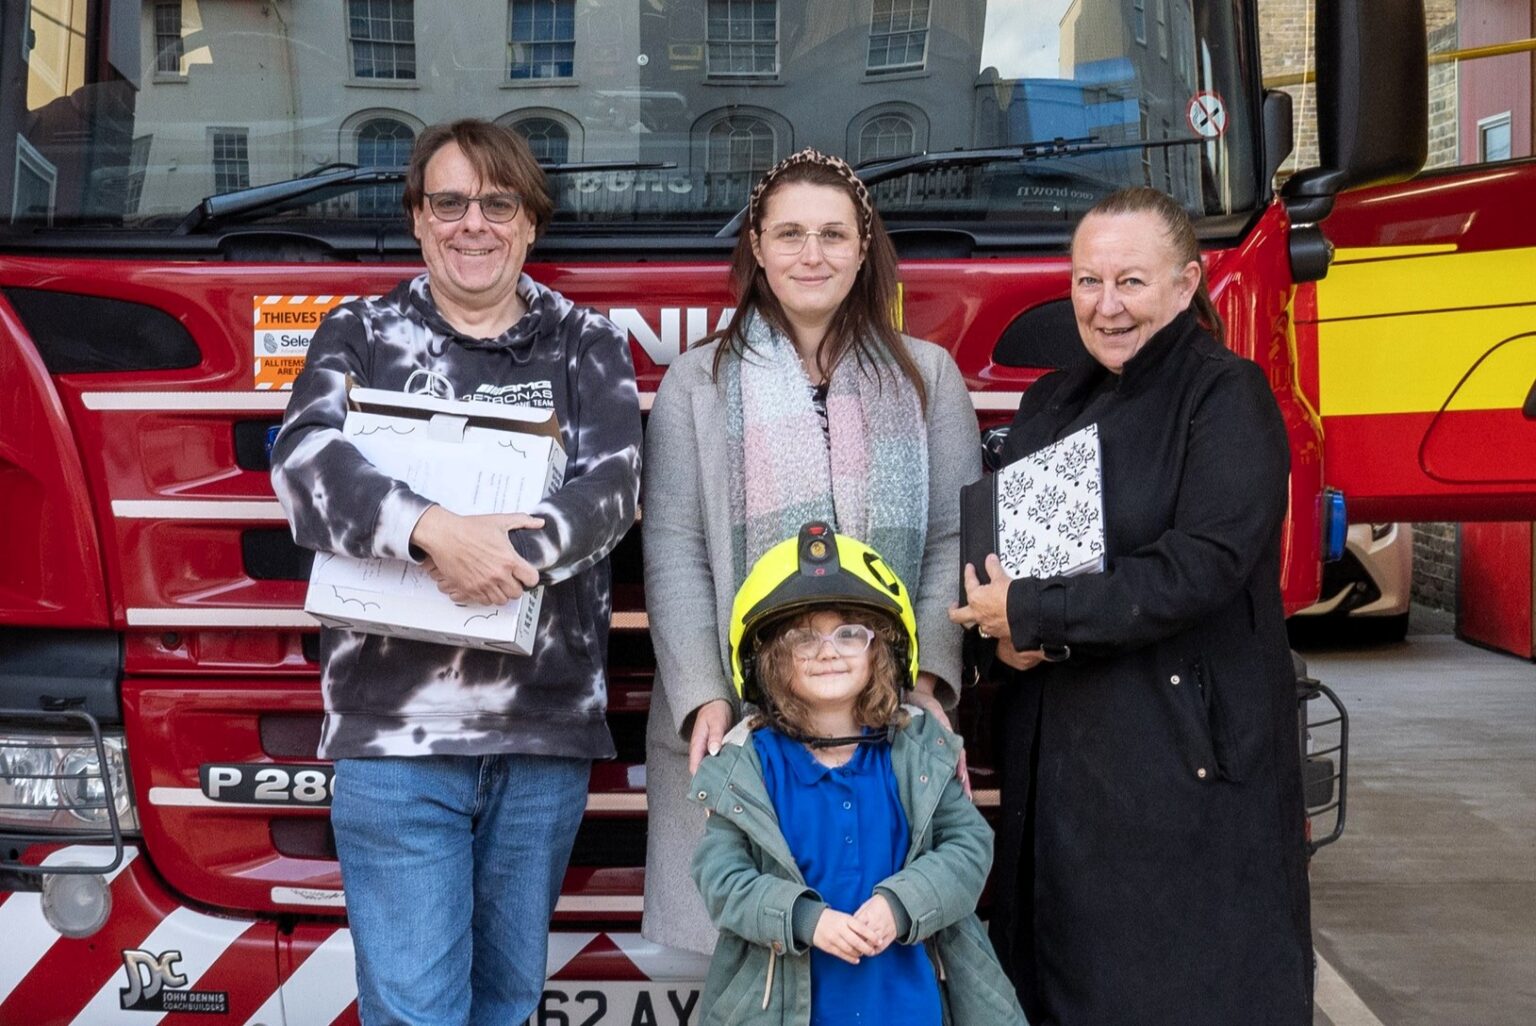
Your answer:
[1282,0,1429,223]
[1261,90,1294,187]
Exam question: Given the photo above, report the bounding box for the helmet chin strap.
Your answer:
[804,729,893,750]
[757,694,897,749]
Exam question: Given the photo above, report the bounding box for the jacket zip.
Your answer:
[727,779,777,817]
[901,738,956,865]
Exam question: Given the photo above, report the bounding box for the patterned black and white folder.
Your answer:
[960,423,1105,592]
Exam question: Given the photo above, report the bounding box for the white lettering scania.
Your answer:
[608,308,733,365]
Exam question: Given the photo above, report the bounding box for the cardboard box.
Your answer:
[304,387,566,654]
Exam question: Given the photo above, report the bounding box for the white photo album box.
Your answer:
[960,423,1105,590]
[304,386,566,655]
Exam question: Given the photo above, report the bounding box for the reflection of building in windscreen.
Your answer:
[116,0,1000,222]
[970,0,1204,212]
[9,1,1219,224]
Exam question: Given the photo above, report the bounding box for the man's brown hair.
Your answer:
[402,119,553,238]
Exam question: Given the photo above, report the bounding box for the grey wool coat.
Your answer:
[641,335,981,954]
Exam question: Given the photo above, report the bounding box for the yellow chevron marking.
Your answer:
[1314,246,1536,416]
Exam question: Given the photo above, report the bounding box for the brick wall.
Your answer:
[1258,0,1319,176]
[1413,522,1458,611]
[1261,0,1460,176]
[1426,20,1461,168]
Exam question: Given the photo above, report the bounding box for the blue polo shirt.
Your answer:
[753,727,942,1026]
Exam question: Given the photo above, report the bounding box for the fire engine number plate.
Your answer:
[533,984,701,1026]
[198,763,334,805]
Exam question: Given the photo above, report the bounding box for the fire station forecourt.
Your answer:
[1298,624,1536,1026]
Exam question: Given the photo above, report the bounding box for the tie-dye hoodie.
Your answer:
[272,273,641,760]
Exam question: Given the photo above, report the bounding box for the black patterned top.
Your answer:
[271,274,641,760]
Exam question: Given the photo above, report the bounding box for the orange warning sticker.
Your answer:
[252,294,378,390]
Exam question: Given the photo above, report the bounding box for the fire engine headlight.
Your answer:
[0,731,138,834]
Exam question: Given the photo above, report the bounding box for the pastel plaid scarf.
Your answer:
[725,312,928,595]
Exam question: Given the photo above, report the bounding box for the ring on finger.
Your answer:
[978,626,991,639]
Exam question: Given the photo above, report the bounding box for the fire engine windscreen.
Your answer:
[0,0,1259,237]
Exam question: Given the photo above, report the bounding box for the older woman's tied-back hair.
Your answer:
[750,605,910,740]
[1077,186,1225,345]
[708,148,927,410]
[402,118,553,240]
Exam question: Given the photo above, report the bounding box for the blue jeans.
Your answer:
[331,753,591,1026]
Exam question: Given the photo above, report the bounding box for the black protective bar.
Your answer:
[1299,681,1350,854]
[0,709,125,876]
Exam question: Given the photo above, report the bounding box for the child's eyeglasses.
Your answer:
[424,191,523,223]
[782,624,876,660]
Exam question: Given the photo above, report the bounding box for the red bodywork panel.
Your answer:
[0,200,1319,925]
[1458,522,1536,657]
[0,295,109,625]
[1295,158,1536,521]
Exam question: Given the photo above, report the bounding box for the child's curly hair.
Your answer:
[750,604,911,738]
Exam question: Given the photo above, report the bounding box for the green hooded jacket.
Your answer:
[688,707,1028,1026]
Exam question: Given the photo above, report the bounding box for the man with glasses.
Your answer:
[271,119,641,1026]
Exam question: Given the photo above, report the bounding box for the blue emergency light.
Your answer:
[1322,488,1347,563]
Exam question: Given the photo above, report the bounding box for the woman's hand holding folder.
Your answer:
[950,555,1046,672]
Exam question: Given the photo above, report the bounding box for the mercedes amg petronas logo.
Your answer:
[404,368,454,399]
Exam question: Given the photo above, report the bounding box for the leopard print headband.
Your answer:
[747,148,874,236]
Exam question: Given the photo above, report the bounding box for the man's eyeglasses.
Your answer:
[424,192,524,223]
[760,223,860,258]
[781,624,876,660]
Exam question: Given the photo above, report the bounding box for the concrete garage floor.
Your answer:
[1301,612,1536,1026]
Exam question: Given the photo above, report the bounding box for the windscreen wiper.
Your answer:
[716,137,1205,237]
[860,136,1208,184]
[175,166,397,234]
[176,160,677,234]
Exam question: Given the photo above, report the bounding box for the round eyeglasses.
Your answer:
[424,192,524,223]
[781,624,876,660]
[760,223,860,258]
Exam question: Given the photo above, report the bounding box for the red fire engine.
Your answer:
[2,0,1531,1022]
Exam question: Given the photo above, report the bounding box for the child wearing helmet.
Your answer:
[688,523,1025,1026]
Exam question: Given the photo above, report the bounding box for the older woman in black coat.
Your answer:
[952,187,1312,1026]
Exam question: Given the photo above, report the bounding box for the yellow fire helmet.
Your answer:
[729,522,920,704]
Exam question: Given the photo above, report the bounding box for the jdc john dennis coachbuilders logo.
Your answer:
[119,949,228,1014]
